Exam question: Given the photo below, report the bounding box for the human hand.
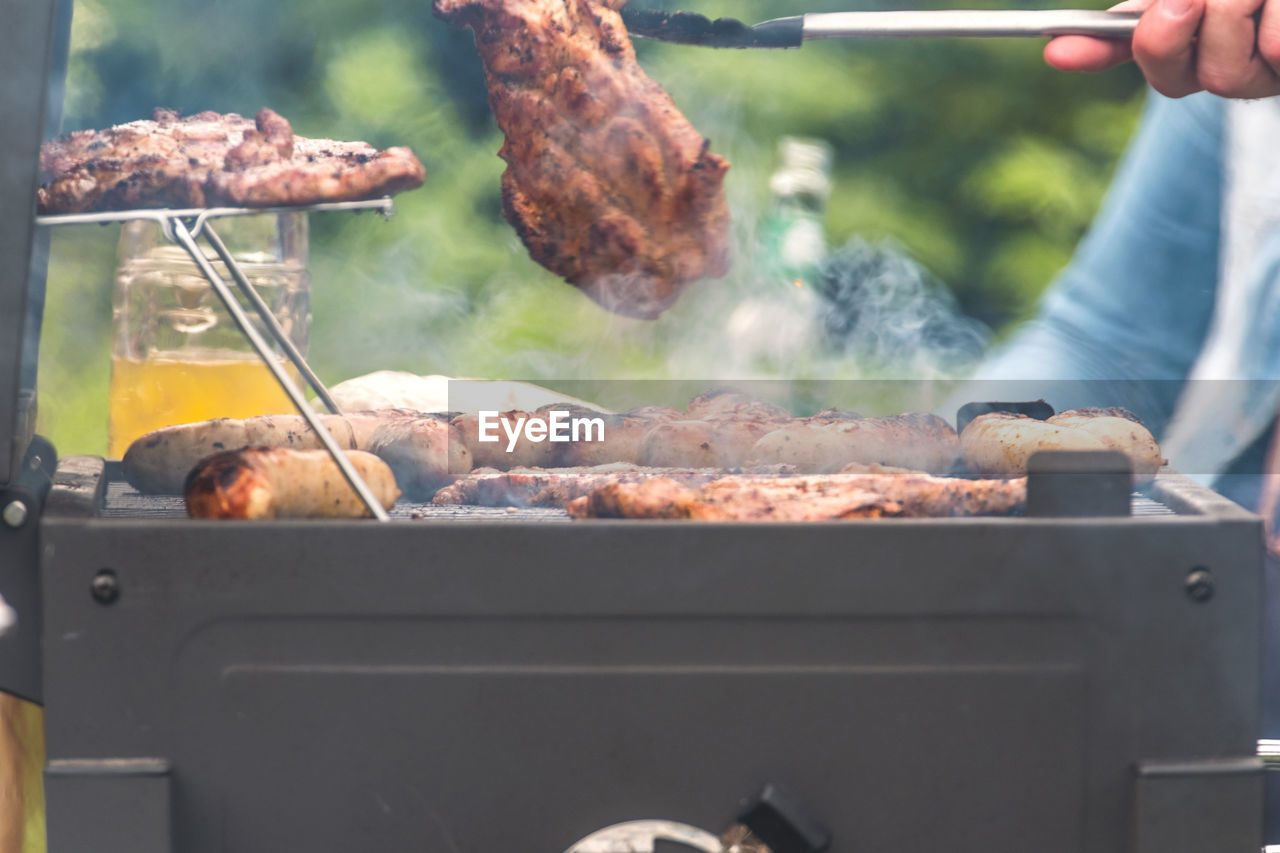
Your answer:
[1043,0,1280,98]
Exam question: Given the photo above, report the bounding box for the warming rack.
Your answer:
[36,197,397,521]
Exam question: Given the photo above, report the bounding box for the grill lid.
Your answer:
[0,0,70,487]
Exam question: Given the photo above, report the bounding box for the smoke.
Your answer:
[813,238,991,378]
[656,234,989,385]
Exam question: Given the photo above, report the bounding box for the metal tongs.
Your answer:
[620,6,1140,47]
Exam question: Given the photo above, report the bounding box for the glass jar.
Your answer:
[107,213,310,458]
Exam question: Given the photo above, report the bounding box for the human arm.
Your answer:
[964,92,1223,437]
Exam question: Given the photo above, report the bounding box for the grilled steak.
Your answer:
[434,461,916,508]
[432,463,742,508]
[568,471,1027,521]
[38,108,426,214]
[432,0,730,319]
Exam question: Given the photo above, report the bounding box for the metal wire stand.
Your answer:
[37,198,397,521]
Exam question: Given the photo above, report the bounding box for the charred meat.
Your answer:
[433,0,731,319]
[569,471,1027,521]
[38,108,426,214]
[432,462,734,507]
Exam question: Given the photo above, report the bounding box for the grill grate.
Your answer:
[102,479,1177,521]
[101,480,573,522]
[1131,494,1176,517]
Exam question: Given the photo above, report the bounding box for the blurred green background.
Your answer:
[37,0,1146,456]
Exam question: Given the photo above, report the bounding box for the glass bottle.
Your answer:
[756,136,834,290]
[724,137,834,370]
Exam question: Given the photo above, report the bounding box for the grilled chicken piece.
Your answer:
[433,0,730,319]
[38,107,425,214]
[569,471,1026,520]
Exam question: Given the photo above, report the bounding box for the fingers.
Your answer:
[1196,0,1280,96]
[1042,0,1146,72]
[1263,0,1280,70]
[1131,0,1206,96]
[1047,0,1280,98]
[1044,35,1134,71]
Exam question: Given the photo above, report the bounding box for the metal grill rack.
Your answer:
[36,198,397,520]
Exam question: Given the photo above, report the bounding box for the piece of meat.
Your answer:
[432,462,733,507]
[38,107,425,214]
[623,405,686,422]
[637,418,781,468]
[554,411,675,466]
[184,448,400,519]
[749,413,959,475]
[1045,409,1163,481]
[432,0,730,319]
[122,409,460,498]
[685,389,791,421]
[570,477,904,521]
[959,412,1107,478]
[364,415,472,498]
[568,471,1026,521]
[451,410,560,469]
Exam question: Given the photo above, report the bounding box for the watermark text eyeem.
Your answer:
[476,410,605,453]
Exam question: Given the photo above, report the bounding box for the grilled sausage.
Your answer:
[960,412,1108,477]
[450,410,558,469]
[749,414,958,475]
[685,389,791,421]
[123,414,356,493]
[1046,409,1163,481]
[636,418,780,468]
[123,410,459,496]
[364,416,471,498]
[184,448,399,519]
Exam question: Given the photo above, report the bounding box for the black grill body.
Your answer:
[37,461,1264,853]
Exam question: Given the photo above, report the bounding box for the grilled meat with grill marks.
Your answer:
[432,463,735,507]
[184,448,399,520]
[433,461,913,508]
[569,471,1026,520]
[38,108,425,214]
[122,410,464,499]
[432,0,730,319]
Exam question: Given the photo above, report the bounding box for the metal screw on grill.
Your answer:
[91,569,120,605]
[1185,568,1215,603]
[2,500,28,529]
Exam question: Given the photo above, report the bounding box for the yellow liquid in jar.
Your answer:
[108,355,301,459]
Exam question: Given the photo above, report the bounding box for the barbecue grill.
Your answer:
[0,1,1268,851]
